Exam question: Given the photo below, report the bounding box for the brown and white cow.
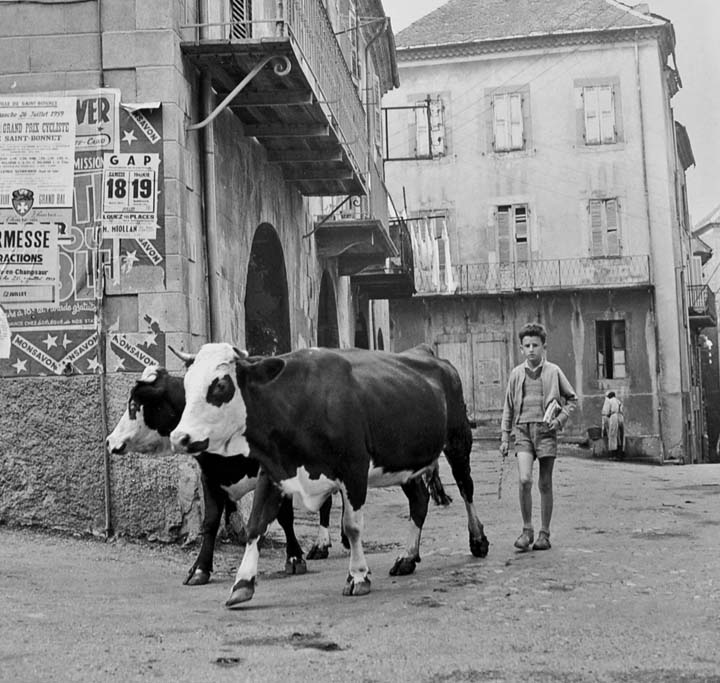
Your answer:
[170,343,489,608]
[107,365,335,585]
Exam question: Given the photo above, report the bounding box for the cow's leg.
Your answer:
[275,496,307,575]
[307,496,332,560]
[390,477,429,576]
[226,470,283,609]
[445,420,489,558]
[184,473,224,586]
[340,488,371,596]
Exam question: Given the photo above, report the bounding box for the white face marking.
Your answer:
[107,405,170,454]
[220,476,258,503]
[170,343,249,456]
[279,467,338,512]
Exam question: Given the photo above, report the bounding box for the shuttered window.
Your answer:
[596,320,626,379]
[230,0,252,38]
[497,204,529,262]
[589,198,621,256]
[349,2,360,82]
[414,98,446,158]
[493,93,524,151]
[583,85,616,145]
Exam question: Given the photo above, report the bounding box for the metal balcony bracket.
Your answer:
[186,55,292,132]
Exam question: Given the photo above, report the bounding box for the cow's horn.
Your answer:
[168,345,196,365]
[232,346,249,361]
[139,365,159,383]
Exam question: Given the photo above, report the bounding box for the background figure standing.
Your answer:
[499,323,578,551]
[602,391,625,460]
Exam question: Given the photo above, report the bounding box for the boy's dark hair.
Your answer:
[607,391,615,399]
[518,322,547,344]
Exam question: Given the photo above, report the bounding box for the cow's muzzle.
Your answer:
[106,438,127,455]
[172,432,209,454]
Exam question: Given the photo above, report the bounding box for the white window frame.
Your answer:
[583,85,616,145]
[492,92,524,151]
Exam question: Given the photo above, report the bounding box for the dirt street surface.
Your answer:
[2,442,720,683]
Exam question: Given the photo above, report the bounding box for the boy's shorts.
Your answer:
[513,422,557,459]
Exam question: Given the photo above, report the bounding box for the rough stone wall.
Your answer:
[0,376,106,533]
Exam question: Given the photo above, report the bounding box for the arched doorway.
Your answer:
[317,271,339,348]
[245,224,291,356]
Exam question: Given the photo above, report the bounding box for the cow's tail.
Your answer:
[425,463,452,506]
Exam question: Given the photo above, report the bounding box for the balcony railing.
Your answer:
[688,284,717,328]
[181,0,369,195]
[414,255,652,295]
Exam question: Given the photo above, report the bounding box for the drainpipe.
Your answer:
[635,37,665,460]
[96,0,113,539]
[198,0,219,341]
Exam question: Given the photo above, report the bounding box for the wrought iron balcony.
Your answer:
[181,0,368,196]
[314,160,397,276]
[414,255,652,296]
[688,284,717,329]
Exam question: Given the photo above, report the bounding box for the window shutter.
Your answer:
[497,207,511,262]
[509,93,523,150]
[590,200,604,256]
[415,100,430,157]
[583,87,600,145]
[599,86,615,144]
[514,206,528,261]
[605,198,619,254]
[429,99,446,157]
[493,94,508,151]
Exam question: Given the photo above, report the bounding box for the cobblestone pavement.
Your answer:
[2,441,720,682]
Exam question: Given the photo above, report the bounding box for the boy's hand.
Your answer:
[548,418,560,431]
[499,441,509,457]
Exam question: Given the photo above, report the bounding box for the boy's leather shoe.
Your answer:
[533,530,551,550]
[513,529,534,551]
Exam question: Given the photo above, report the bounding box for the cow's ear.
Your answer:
[232,346,249,361]
[243,357,285,385]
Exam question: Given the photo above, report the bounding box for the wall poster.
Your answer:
[0,89,166,377]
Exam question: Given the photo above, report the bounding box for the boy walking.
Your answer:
[499,322,577,551]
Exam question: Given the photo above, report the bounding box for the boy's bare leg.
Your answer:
[517,451,535,529]
[538,456,555,533]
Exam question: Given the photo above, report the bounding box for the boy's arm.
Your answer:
[500,370,515,444]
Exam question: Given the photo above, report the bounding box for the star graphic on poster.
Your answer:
[42,333,58,350]
[62,334,72,349]
[122,129,137,145]
[12,357,27,374]
[122,250,140,273]
[143,332,158,348]
[87,357,102,373]
[114,357,126,372]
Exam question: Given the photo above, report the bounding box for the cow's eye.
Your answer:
[128,399,139,419]
[207,374,235,406]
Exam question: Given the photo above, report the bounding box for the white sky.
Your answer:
[381,0,720,226]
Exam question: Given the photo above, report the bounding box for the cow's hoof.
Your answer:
[470,531,490,558]
[389,556,418,576]
[306,544,330,560]
[285,557,307,575]
[225,578,255,609]
[342,574,371,596]
[183,568,211,586]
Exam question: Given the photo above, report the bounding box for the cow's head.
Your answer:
[170,343,258,457]
[106,365,185,455]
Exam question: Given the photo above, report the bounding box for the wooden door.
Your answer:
[435,333,475,419]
